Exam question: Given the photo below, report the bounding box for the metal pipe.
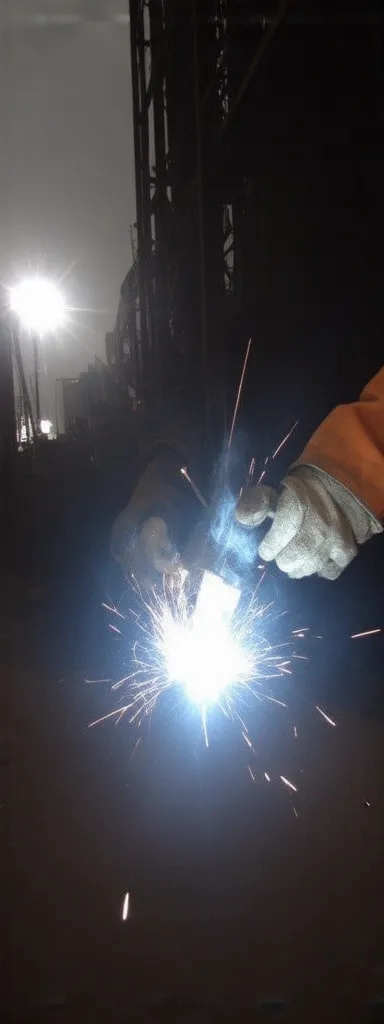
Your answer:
[12,325,37,442]
[129,0,150,400]
[192,0,212,454]
[33,334,41,430]
[219,0,290,140]
[0,314,16,459]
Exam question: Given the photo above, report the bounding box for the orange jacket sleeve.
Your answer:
[296,365,384,521]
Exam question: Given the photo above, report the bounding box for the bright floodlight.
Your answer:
[10,277,65,336]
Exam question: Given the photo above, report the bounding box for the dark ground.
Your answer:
[2,450,384,1023]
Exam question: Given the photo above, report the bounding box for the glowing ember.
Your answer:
[315,705,336,728]
[228,336,252,449]
[350,628,381,639]
[180,467,208,509]
[271,419,299,460]
[280,775,298,793]
[122,892,130,920]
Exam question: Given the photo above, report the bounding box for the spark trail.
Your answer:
[92,575,300,732]
[180,466,208,508]
[228,337,252,449]
[89,571,330,801]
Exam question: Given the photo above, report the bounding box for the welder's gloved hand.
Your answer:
[235,466,381,580]
[115,516,180,590]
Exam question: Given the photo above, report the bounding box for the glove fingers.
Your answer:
[286,557,342,580]
[152,552,180,575]
[318,541,358,580]
[258,486,305,562]
[318,560,345,581]
[243,468,365,582]
[277,532,357,579]
[138,517,180,582]
[236,485,278,528]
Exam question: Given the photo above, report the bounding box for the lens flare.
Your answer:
[10,277,66,336]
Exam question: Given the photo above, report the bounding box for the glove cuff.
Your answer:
[290,465,383,545]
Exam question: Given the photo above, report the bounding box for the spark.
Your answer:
[242,456,256,492]
[247,765,255,782]
[271,420,299,460]
[254,570,266,595]
[293,725,298,738]
[315,705,336,728]
[102,602,125,620]
[98,574,302,744]
[202,709,209,748]
[242,731,256,753]
[350,628,381,639]
[109,623,122,635]
[130,736,142,762]
[85,677,111,684]
[180,466,208,509]
[122,892,130,921]
[293,806,299,819]
[89,706,131,727]
[228,337,252,449]
[280,775,298,793]
[264,772,271,782]
[263,695,287,708]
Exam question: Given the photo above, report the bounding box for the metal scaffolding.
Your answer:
[128,0,238,450]
[125,0,383,450]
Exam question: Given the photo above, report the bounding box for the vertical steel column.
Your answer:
[33,335,41,430]
[129,0,151,402]
[192,0,211,451]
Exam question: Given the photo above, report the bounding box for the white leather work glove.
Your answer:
[115,516,180,590]
[235,466,382,580]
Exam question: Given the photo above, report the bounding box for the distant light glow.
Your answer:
[40,418,53,435]
[10,277,66,336]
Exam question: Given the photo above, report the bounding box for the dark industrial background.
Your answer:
[1,2,384,1021]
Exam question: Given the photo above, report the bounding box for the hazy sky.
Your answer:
[2,16,135,420]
